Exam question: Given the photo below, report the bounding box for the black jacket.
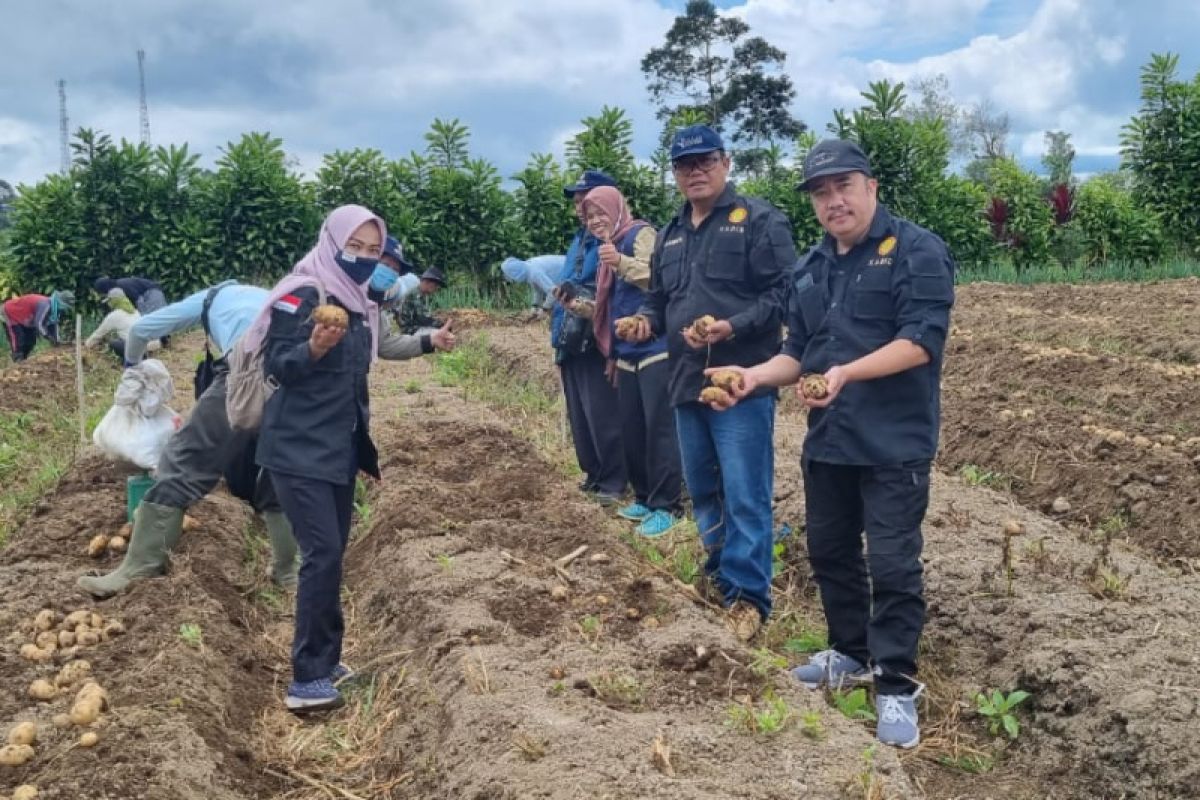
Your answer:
[783,204,955,465]
[638,183,796,407]
[255,286,380,485]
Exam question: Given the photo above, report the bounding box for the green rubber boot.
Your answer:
[77,501,184,598]
[263,511,299,588]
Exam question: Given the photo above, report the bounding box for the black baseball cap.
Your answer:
[670,124,724,161]
[563,169,618,198]
[420,267,447,287]
[799,139,873,190]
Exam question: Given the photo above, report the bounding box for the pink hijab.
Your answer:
[241,204,387,360]
[584,187,645,358]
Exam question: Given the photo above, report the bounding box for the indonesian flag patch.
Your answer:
[272,294,302,314]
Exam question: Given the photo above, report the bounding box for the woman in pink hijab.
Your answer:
[252,204,386,714]
[583,187,683,538]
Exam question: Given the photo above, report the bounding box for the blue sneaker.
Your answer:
[617,502,652,521]
[330,663,355,684]
[636,510,682,538]
[876,685,924,749]
[790,650,871,690]
[285,678,344,714]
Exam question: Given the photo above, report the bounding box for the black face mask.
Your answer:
[367,286,387,304]
[336,250,378,285]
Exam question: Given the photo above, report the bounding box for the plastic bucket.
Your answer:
[126,473,155,522]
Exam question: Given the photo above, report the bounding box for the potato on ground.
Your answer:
[0,744,35,766]
[312,304,349,329]
[27,680,56,701]
[13,784,39,800]
[7,721,37,746]
[800,373,829,400]
[86,534,110,558]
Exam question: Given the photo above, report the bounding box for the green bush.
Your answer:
[986,158,1054,269]
[1073,175,1166,266]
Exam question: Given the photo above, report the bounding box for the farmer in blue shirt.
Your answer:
[705,139,955,749]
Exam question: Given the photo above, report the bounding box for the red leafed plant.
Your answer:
[987,196,1009,240]
[1047,183,1073,225]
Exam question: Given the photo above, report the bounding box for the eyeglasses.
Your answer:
[671,153,724,175]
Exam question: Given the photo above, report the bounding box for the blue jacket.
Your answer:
[255,286,380,485]
[550,229,599,351]
[126,281,268,362]
[783,204,955,465]
[607,224,667,363]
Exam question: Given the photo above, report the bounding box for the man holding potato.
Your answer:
[618,124,794,642]
[704,139,955,749]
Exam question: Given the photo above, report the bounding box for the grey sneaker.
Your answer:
[790,649,871,690]
[876,684,924,749]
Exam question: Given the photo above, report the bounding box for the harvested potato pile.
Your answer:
[709,369,744,393]
[312,304,349,329]
[614,315,644,339]
[685,314,717,339]
[800,373,829,400]
[699,386,730,405]
[15,608,125,664]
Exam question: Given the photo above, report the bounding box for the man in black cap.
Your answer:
[551,168,627,507]
[704,138,955,749]
[618,124,794,642]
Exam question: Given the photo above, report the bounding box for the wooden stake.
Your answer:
[75,314,85,445]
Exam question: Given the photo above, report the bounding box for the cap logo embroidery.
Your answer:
[676,135,703,147]
[811,150,836,166]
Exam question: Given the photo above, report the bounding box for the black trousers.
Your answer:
[802,459,930,695]
[617,357,681,511]
[269,470,354,683]
[560,348,626,496]
[144,369,280,514]
[7,323,37,361]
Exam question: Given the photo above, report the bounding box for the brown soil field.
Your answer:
[1,282,1197,799]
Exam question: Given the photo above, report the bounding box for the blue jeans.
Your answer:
[674,394,775,618]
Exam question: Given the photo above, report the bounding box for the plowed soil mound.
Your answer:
[940,281,1200,568]
[487,304,1200,800]
[0,449,285,799]
[327,402,915,798]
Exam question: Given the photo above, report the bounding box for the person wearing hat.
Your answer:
[93,275,168,316]
[617,125,794,642]
[395,266,446,336]
[84,287,161,360]
[702,138,955,749]
[380,236,414,276]
[549,169,627,506]
[2,289,75,361]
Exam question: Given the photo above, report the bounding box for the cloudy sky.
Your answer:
[1,0,1196,188]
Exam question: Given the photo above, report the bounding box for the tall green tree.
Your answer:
[201,132,318,286]
[1042,131,1076,186]
[512,153,575,255]
[1120,52,1200,254]
[829,81,994,266]
[315,148,401,222]
[641,0,802,147]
